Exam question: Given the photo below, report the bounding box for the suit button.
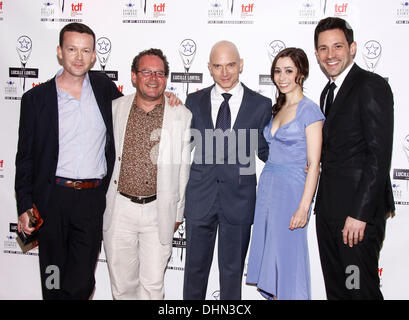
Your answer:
[118,156,121,161]
[114,180,117,184]
[216,179,220,183]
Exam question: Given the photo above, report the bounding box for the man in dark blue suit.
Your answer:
[183,41,272,300]
[15,23,123,299]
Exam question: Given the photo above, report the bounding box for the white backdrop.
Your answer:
[1,0,409,300]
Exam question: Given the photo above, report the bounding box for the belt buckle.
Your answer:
[73,181,82,190]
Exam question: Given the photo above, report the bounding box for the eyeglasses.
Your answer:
[136,70,167,78]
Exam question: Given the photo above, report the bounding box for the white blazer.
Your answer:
[103,93,192,244]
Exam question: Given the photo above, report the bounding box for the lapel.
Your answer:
[117,93,135,156]
[232,83,251,130]
[89,72,112,136]
[155,97,175,199]
[157,96,171,166]
[320,81,331,113]
[323,63,361,137]
[200,83,252,131]
[48,78,59,138]
[199,85,214,130]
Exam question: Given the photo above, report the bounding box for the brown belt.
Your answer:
[55,177,102,190]
[120,192,157,204]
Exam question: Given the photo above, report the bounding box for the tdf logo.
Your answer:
[241,3,254,13]
[154,3,165,12]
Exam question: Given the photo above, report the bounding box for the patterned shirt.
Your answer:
[118,97,164,196]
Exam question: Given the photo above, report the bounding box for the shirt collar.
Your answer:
[55,69,90,95]
[331,62,354,88]
[132,94,165,115]
[214,81,243,97]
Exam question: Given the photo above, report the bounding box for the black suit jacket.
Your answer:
[15,71,122,217]
[315,63,394,223]
[184,83,272,225]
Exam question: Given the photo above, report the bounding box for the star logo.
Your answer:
[18,37,32,52]
[363,40,381,60]
[97,39,111,54]
[268,40,286,60]
[271,42,283,55]
[362,40,382,72]
[365,43,380,57]
[182,41,195,54]
[96,37,112,70]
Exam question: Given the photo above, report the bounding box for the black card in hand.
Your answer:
[16,204,43,252]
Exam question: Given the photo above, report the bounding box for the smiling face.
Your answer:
[208,41,243,92]
[131,54,168,102]
[273,57,302,95]
[315,28,356,81]
[57,31,96,79]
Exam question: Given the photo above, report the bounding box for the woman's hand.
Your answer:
[289,208,308,230]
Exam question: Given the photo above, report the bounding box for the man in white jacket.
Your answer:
[103,48,192,300]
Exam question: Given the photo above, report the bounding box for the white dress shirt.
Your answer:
[210,82,244,128]
[323,62,354,114]
[332,62,355,99]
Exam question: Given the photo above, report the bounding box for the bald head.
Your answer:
[209,40,241,62]
[208,40,243,92]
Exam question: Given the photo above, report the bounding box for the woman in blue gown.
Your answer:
[246,48,324,300]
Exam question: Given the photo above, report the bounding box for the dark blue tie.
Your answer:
[215,93,232,131]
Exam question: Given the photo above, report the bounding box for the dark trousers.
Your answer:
[38,184,105,300]
[183,195,251,300]
[316,213,386,300]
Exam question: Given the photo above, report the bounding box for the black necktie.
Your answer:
[324,82,336,117]
[215,93,232,131]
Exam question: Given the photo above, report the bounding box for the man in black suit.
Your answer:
[183,40,272,300]
[313,17,394,299]
[15,23,123,299]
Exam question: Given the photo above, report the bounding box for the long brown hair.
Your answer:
[270,47,309,115]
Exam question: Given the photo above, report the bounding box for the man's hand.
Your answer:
[342,216,366,248]
[17,209,35,235]
[165,92,183,107]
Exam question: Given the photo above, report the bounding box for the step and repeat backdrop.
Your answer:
[1,0,409,300]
